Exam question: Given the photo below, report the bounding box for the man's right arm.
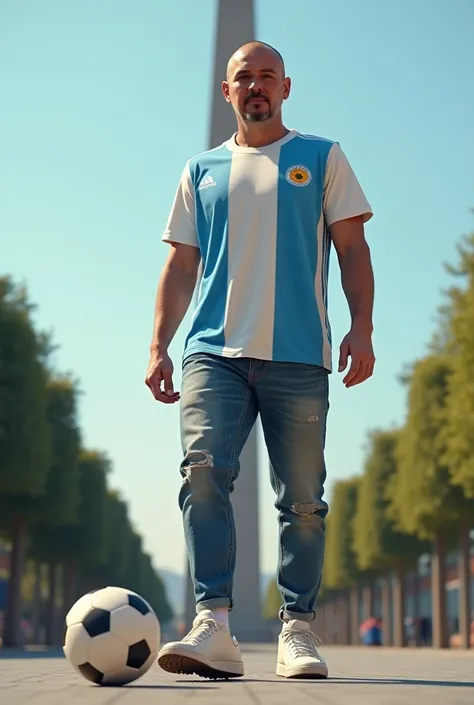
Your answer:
[146,161,200,402]
[150,242,200,354]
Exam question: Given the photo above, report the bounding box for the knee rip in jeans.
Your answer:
[291,501,324,516]
[182,450,214,481]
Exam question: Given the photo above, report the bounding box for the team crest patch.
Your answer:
[286,165,312,187]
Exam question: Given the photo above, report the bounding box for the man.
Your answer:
[146,41,375,680]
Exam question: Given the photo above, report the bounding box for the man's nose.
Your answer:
[249,80,264,92]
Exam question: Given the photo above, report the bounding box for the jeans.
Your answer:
[178,353,329,623]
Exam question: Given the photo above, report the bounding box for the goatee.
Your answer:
[243,109,271,122]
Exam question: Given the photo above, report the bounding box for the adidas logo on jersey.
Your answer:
[198,175,216,191]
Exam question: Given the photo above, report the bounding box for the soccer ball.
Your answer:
[63,586,160,686]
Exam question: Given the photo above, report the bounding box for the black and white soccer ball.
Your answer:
[63,586,161,686]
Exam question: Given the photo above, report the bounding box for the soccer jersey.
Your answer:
[162,129,372,371]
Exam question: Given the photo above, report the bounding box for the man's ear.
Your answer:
[222,80,231,103]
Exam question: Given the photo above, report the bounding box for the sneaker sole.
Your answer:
[158,648,244,680]
[276,662,328,679]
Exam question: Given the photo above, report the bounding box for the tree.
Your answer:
[353,429,428,646]
[0,277,51,646]
[62,449,110,606]
[392,356,470,536]
[0,275,174,644]
[443,231,474,497]
[390,355,474,647]
[324,477,361,590]
[122,530,143,595]
[92,491,135,590]
[30,447,110,633]
[441,228,474,648]
[323,477,362,645]
[28,375,82,643]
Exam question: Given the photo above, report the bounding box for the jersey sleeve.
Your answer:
[162,161,199,248]
[323,143,373,227]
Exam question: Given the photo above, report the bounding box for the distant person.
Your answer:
[360,617,382,646]
[146,41,375,680]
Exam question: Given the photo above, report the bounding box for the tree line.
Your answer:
[265,224,474,648]
[0,276,173,648]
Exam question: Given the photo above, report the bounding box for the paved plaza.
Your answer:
[1,644,473,704]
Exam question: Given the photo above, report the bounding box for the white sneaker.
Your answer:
[157,609,244,679]
[276,619,328,678]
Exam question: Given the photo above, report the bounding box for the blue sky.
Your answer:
[2,0,473,579]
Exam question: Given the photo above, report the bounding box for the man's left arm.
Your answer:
[324,143,376,388]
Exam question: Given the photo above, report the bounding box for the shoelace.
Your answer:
[182,618,219,645]
[282,629,323,658]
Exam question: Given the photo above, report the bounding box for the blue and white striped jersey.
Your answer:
[163,129,372,371]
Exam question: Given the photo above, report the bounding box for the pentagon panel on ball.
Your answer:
[63,586,161,686]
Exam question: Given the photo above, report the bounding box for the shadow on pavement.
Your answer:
[125,684,217,690]
[329,677,474,688]
[187,677,474,687]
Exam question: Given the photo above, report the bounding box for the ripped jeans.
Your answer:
[179,353,329,623]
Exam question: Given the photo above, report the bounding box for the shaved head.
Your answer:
[226,41,286,81]
[222,40,291,129]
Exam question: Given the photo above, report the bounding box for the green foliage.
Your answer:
[0,273,175,640]
[122,530,143,593]
[443,231,474,497]
[353,429,427,573]
[324,477,360,589]
[390,355,471,540]
[35,376,82,525]
[263,578,281,620]
[30,448,109,566]
[69,449,109,566]
[98,491,135,586]
[0,276,51,497]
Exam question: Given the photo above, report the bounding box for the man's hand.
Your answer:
[145,350,180,404]
[338,321,375,388]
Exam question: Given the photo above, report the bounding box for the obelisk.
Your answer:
[184,0,266,642]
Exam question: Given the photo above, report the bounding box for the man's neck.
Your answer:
[235,121,290,148]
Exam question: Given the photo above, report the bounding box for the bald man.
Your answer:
[146,41,375,680]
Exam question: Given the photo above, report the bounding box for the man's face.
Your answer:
[222,46,290,124]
